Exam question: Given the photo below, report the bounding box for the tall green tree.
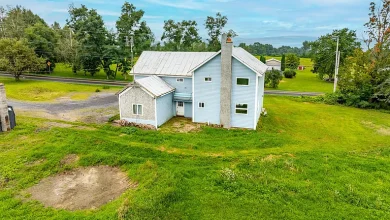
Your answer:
[285,53,300,70]
[0,38,45,80]
[0,5,46,39]
[204,12,228,51]
[116,2,154,78]
[281,54,286,71]
[67,5,113,78]
[161,19,201,51]
[25,22,58,71]
[309,28,361,80]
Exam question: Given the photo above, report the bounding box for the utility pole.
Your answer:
[333,36,340,93]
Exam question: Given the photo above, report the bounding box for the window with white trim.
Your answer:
[204,77,212,82]
[235,104,248,114]
[132,104,143,115]
[176,78,184,83]
[198,102,205,108]
[237,78,249,86]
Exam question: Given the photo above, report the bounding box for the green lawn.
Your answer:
[0,77,121,102]
[30,63,133,81]
[1,96,390,219]
[276,67,333,93]
[256,56,333,93]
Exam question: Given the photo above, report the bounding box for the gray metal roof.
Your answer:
[132,48,268,77]
[232,47,269,76]
[136,75,175,97]
[132,51,216,77]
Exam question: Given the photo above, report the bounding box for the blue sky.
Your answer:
[1,0,375,47]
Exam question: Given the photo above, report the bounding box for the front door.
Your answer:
[176,101,184,116]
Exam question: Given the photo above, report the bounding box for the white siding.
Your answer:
[256,75,265,123]
[161,77,192,94]
[231,58,257,129]
[193,55,221,125]
[156,93,174,127]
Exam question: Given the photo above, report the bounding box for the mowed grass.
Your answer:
[257,56,333,93]
[0,77,120,102]
[29,63,133,81]
[1,96,390,219]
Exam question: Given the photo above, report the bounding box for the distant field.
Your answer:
[0,77,120,102]
[30,63,133,82]
[255,56,333,93]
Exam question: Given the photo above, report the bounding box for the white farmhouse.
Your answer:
[118,34,268,130]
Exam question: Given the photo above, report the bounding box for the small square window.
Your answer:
[237,78,249,86]
[132,104,143,115]
[235,103,248,114]
[198,102,205,108]
[204,77,212,82]
[176,78,184,82]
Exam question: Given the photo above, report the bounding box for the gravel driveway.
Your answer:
[8,93,119,123]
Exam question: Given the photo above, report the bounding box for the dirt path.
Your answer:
[8,92,119,123]
[26,166,132,211]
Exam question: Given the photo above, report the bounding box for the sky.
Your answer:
[0,0,376,47]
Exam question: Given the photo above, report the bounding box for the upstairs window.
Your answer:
[237,78,249,86]
[235,104,248,114]
[132,104,143,115]
[176,78,184,83]
[204,77,212,82]
[198,102,205,108]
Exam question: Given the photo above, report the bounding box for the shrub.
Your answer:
[265,69,283,88]
[108,114,120,122]
[95,88,101,92]
[283,69,297,78]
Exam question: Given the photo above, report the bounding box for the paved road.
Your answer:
[0,73,324,97]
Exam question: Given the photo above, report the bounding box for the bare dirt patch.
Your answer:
[26,166,132,211]
[60,154,79,166]
[161,117,200,133]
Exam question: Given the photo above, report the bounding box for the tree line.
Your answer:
[239,41,311,58]
[0,3,242,80]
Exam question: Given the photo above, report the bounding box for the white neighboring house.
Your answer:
[118,34,268,130]
[266,58,282,71]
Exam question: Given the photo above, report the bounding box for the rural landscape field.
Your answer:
[1,0,390,219]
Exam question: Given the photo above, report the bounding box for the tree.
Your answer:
[265,69,283,88]
[259,55,266,63]
[281,54,286,71]
[285,53,300,70]
[364,0,390,74]
[25,22,58,72]
[116,2,154,56]
[0,38,45,80]
[309,28,361,80]
[67,5,113,78]
[161,19,201,51]
[204,12,228,51]
[0,5,46,39]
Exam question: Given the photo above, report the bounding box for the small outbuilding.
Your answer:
[117,76,175,129]
[266,58,281,71]
[298,65,305,71]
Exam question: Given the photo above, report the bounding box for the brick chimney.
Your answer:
[0,83,11,132]
[220,33,233,128]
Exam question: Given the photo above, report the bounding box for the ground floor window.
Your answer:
[235,104,248,114]
[198,102,205,108]
[132,104,143,115]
